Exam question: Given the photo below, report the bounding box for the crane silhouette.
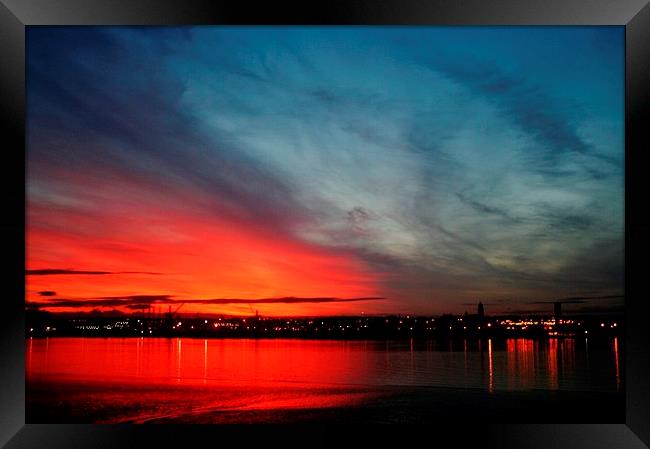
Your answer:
[248,303,259,320]
[164,303,185,330]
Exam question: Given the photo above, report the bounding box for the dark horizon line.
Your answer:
[25,307,625,319]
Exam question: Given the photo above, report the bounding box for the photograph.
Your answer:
[24,25,627,425]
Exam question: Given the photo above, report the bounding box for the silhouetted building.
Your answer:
[554,302,562,320]
[478,302,485,320]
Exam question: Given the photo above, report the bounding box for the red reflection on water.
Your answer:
[26,336,622,417]
[26,337,33,374]
[26,337,377,389]
[521,339,535,389]
[27,338,387,420]
[203,339,208,384]
[176,338,182,382]
[506,339,516,390]
[547,339,559,390]
[506,339,536,390]
[488,339,494,393]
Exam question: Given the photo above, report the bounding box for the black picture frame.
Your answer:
[1,1,649,447]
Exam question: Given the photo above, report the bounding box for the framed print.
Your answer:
[1,1,649,448]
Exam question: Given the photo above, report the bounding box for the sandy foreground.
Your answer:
[27,379,623,424]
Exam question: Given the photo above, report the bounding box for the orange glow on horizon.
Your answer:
[27,195,389,316]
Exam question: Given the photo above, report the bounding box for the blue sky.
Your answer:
[26,26,624,315]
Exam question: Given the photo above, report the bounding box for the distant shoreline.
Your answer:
[26,312,624,340]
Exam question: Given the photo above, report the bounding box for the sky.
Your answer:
[26,26,624,316]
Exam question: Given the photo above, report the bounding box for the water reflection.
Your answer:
[463,339,468,374]
[26,337,621,393]
[203,339,208,384]
[487,339,494,393]
[176,338,182,382]
[614,337,620,392]
[548,339,558,390]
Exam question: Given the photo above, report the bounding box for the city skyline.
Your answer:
[26,26,624,316]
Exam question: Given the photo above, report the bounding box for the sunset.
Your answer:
[24,25,626,426]
[26,27,623,317]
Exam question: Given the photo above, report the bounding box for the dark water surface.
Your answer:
[26,337,623,423]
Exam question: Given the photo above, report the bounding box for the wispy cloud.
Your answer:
[27,295,385,309]
[26,27,624,315]
[26,269,161,276]
[530,294,624,304]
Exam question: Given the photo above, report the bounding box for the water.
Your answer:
[26,337,623,423]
